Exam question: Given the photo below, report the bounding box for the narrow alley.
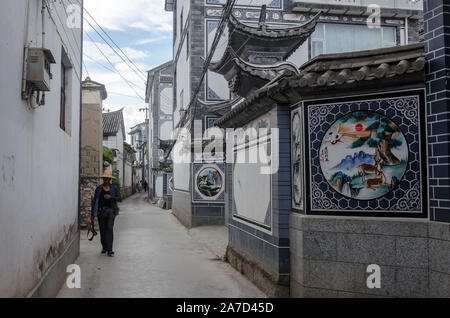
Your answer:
[57,194,265,298]
[2,0,449,301]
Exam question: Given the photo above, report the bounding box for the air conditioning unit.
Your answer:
[26,48,56,91]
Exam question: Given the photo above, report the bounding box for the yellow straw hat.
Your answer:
[100,170,116,179]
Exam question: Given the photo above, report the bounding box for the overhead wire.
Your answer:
[85,32,145,101]
[69,0,147,83]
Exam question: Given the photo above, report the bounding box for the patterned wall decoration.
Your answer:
[166,174,174,195]
[193,163,225,202]
[291,106,304,211]
[205,0,282,10]
[303,89,427,218]
[232,113,273,230]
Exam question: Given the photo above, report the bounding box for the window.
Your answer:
[311,23,397,58]
[60,48,72,134]
[60,62,67,131]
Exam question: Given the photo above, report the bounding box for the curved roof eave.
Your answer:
[229,11,322,38]
[209,12,322,73]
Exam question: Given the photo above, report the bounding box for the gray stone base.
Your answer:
[172,190,192,228]
[164,195,173,210]
[29,232,80,298]
[226,245,289,298]
[172,190,225,228]
[290,214,450,298]
[192,205,225,227]
[122,186,133,199]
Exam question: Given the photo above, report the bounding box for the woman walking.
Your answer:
[91,170,122,257]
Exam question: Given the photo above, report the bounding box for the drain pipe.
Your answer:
[22,0,31,100]
[41,0,46,48]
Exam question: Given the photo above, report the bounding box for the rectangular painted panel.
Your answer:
[303,89,427,218]
[156,175,164,197]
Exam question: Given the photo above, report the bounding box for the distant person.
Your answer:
[143,180,148,193]
[138,181,143,192]
[91,170,122,257]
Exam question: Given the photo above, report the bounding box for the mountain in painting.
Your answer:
[332,151,375,171]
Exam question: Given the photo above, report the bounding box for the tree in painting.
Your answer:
[320,111,408,200]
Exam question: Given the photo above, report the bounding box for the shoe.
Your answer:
[101,249,107,254]
[107,251,115,257]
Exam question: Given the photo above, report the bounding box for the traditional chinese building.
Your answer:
[0,0,83,297]
[211,0,450,296]
[165,0,424,229]
[145,61,174,205]
[129,122,148,185]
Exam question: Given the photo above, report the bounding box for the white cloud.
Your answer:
[84,0,173,33]
[81,0,173,141]
[83,41,149,64]
[135,36,171,45]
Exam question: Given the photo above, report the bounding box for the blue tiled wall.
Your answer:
[227,106,291,283]
[424,0,450,222]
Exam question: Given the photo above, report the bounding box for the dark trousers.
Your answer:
[98,208,116,252]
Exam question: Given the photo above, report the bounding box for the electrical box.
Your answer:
[26,48,56,91]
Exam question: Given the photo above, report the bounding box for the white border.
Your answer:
[192,163,226,202]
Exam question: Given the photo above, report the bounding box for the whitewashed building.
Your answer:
[102,109,126,188]
[129,122,148,184]
[123,142,136,198]
[0,0,83,297]
[145,61,174,204]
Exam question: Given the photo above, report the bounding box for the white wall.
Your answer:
[124,161,132,188]
[0,0,82,297]
[103,135,117,150]
[116,126,124,187]
[160,85,174,141]
[174,0,191,128]
[155,174,164,198]
[288,42,309,68]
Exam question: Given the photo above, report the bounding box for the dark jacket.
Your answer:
[91,184,122,217]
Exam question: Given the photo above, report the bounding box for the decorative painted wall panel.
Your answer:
[303,90,427,218]
[232,113,273,230]
[155,174,164,198]
[291,106,304,211]
[192,163,225,202]
[167,174,174,195]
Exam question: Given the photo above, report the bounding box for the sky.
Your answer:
[82,0,173,142]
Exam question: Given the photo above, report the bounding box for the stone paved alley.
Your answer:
[57,194,265,298]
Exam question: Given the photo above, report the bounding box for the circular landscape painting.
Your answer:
[196,167,223,198]
[320,111,408,200]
